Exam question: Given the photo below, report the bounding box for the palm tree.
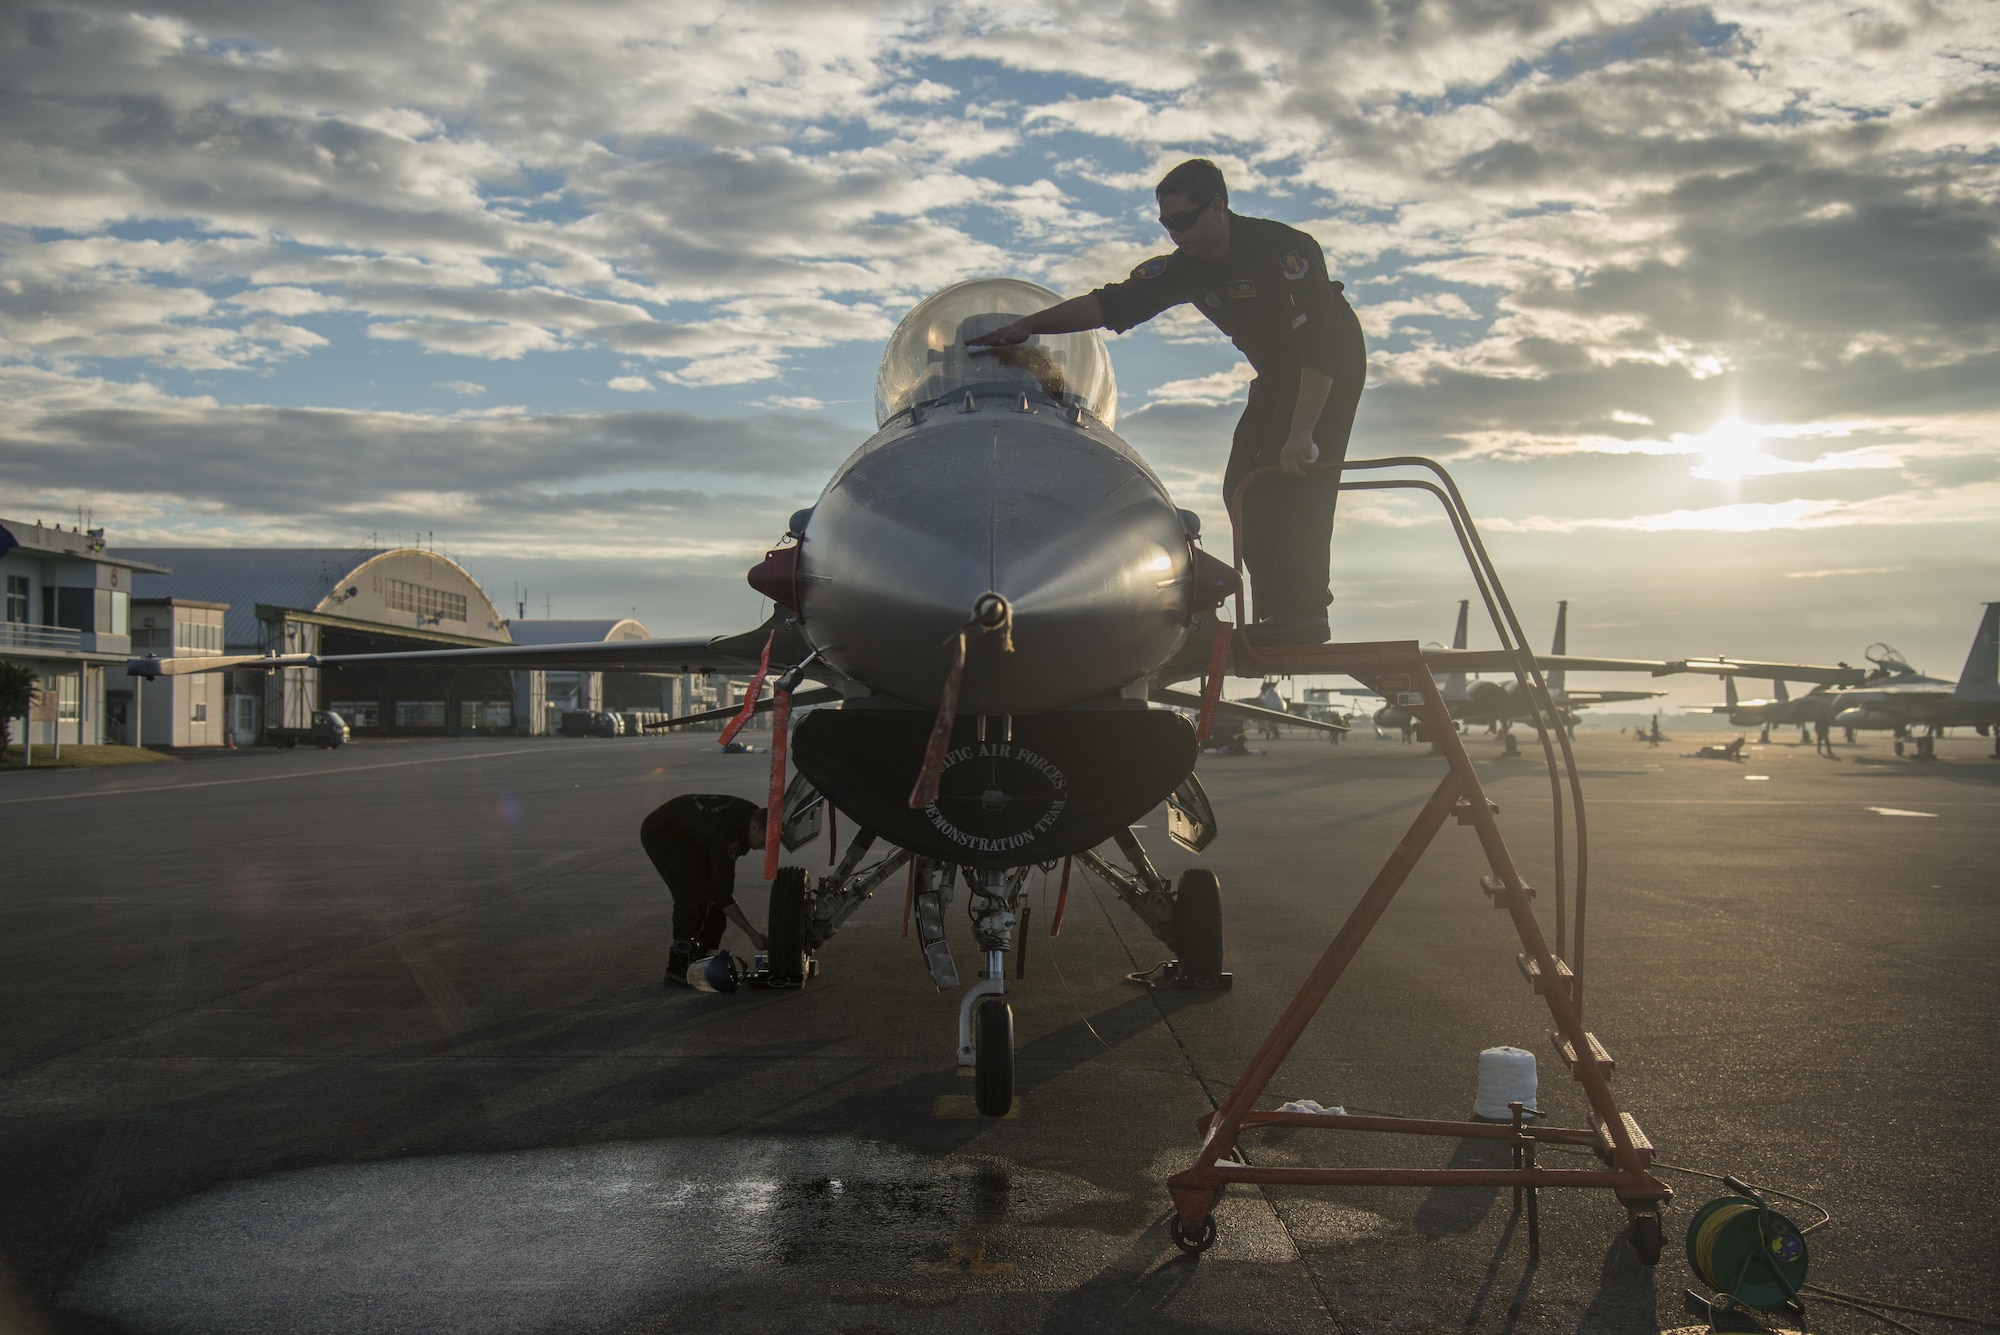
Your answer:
[0,662,38,763]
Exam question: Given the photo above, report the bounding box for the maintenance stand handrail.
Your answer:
[1163,457,1661,1265]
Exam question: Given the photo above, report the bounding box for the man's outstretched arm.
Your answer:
[724,901,769,952]
[965,293,1107,347]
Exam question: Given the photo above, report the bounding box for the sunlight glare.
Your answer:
[1688,418,1767,482]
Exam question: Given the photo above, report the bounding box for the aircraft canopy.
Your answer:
[874,278,1118,428]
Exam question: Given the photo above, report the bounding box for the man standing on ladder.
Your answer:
[967,158,1367,648]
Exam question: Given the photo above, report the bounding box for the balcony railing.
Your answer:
[0,622,85,652]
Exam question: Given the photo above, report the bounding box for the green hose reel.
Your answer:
[1685,1175,1809,1314]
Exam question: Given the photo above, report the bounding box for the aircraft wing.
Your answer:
[1669,658,1867,687]
[1149,687,1349,734]
[129,616,815,681]
[1560,689,1666,706]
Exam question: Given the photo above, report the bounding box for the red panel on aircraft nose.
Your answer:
[748,546,801,612]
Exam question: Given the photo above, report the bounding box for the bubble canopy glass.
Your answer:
[874,278,1118,429]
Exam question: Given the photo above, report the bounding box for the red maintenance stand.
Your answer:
[1166,458,1672,1266]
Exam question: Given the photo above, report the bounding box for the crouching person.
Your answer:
[640,794,771,987]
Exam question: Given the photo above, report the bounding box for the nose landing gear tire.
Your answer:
[1170,1214,1217,1255]
[1173,869,1224,987]
[974,997,1014,1117]
[767,866,810,988]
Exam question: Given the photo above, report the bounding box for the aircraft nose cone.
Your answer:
[797,410,1193,714]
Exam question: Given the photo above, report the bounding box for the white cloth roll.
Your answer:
[1473,1046,1538,1119]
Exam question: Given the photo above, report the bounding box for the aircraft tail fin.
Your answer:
[1548,601,1568,691]
[1443,599,1470,695]
[1953,602,2000,699]
[1774,678,1789,703]
[1724,675,1738,709]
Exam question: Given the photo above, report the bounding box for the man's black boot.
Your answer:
[1245,613,1330,648]
[663,940,695,988]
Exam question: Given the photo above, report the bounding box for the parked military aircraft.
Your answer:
[1821,605,2000,759]
[1370,601,1663,737]
[129,277,1345,1117]
[1696,676,1793,741]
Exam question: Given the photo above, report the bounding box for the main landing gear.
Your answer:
[768,820,1228,1117]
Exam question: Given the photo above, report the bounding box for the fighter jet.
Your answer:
[1369,601,1663,737]
[129,277,1338,1116]
[1820,605,2000,760]
[1694,676,1794,742]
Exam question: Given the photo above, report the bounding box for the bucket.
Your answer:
[1473,1046,1537,1119]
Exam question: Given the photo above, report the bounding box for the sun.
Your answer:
[1689,417,1767,482]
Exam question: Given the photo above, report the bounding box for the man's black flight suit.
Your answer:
[640,794,759,975]
[1092,214,1366,625]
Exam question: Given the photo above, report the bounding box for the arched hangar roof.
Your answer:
[116,547,510,647]
[505,618,651,646]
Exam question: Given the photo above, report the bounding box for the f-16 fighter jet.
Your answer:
[130,277,1336,1116]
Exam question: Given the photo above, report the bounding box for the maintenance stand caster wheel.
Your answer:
[1170,1214,1217,1256]
[766,867,811,988]
[1629,1213,1664,1266]
[974,997,1014,1117]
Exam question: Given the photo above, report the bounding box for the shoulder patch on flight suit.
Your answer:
[1225,278,1256,299]
[1131,256,1170,279]
[1280,250,1308,280]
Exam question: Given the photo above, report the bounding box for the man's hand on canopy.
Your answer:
[965,318,1035,348]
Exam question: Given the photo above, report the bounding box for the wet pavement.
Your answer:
[1,727,1995,1332]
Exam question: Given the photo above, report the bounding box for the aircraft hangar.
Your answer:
[118,545,523,744]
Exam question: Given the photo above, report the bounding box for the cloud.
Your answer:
[606,375,653,392]
[2,0,1995,654]
[1482,480,2000,533]
[1140,363,1255,408]
[0,367,856,555]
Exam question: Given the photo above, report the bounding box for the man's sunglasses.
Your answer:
[1158,199,1213,233]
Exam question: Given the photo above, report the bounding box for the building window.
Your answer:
[175,621,223,654]
[43,587,93,631]
[460,700,513,729]
[394,700,446,728]
[99,589,129,636]
[191,701,208,723]
[54,674,79,721]
[4,576,26,624]
[329,701,380,728]
[384,578,467,624]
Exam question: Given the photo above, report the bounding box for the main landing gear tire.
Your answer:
[974,997,1014,1117]
[1170,1214,1217,1256]
[1628,1213,1663,1266]
[1174,869,1224,987]
[767,866,810,988]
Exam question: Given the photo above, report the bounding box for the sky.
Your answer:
[2,0,1996,705]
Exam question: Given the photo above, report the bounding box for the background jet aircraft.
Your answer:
[130,276,1345,1117]
[1368,601,1663,736]
[1695,676,1794,741]
[1820,604,2000,759]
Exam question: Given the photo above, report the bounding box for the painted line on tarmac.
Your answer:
[1586,798,1987,806]
[0,746,554,806]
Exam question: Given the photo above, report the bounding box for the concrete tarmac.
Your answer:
[1,727,1995,1333]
